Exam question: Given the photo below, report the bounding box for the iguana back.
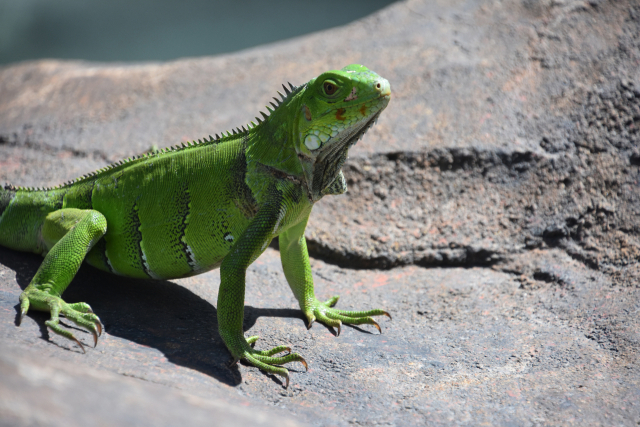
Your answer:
[1,137,257,279]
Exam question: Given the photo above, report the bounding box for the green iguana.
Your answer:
[0,64,391,387]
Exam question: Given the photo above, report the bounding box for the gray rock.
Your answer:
[1,0,639,426]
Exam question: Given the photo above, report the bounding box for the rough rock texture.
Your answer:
[1,0,639,426]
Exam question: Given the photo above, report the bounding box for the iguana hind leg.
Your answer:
[18,208,107,352]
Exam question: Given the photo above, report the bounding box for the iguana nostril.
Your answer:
[376,79,391,97]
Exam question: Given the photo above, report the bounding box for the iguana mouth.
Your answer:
[311,110,382,197]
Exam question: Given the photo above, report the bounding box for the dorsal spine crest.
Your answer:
[12,82,304,192]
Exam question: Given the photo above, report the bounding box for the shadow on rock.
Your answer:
[1,245,305,387]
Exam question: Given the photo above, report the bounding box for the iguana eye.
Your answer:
[323,80,338,96]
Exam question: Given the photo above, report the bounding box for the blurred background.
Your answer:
[0,0,397,65]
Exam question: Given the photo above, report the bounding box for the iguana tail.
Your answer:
[1,184,72,253]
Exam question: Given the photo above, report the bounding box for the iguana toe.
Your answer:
[19,285,103,351]
[324,295,340,307]
[45,318,86,353]
[18,294,29,326]
[307,297,390,335]
[225,335,307,388]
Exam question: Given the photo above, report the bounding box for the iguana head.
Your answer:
[295,64,390,201]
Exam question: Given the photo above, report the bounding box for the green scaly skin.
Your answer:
[0,64,391,387]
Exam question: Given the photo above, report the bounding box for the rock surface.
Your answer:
[1,0,639,425]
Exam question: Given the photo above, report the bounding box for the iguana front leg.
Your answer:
[18,208,106,352]
[217,196,307,387]
[279,213,391,336]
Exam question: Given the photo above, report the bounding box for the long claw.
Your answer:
[228,357,239,368]
[371,319,381,333]
[284,373,290,389]
[21,286,103,354]
[383,311,392,320]
[336,323,341,337]
[307,320,314,330]
[300,357,308,371]
[71,336,85,354]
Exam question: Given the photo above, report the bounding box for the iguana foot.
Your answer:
[305,296,391,336]
[226,335,307,388]
[19,284,102,352]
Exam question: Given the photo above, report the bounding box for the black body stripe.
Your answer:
[84,180,96,209]
[52,189,66,210]
[175,184,192,268]
[227,138,258,218]
[0,188,15,219]
[95,238,114,274]
[127,202,151,278]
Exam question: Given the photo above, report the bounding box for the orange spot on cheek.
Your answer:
[336,108,346,121]
[360,105,367,116]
